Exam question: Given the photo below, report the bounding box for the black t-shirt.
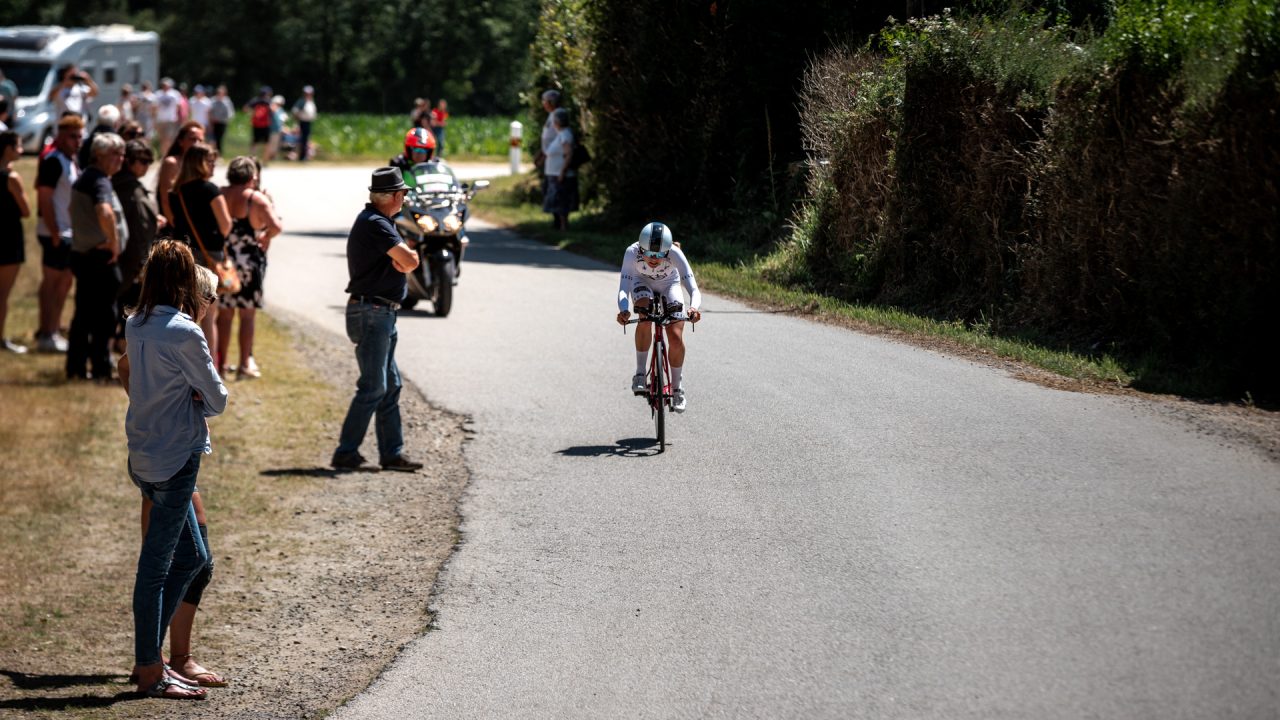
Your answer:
[36,153,64,187]
[35,152,65,222]
[170,180,225,255]
[0,169,21,241]
[345,204,406,301]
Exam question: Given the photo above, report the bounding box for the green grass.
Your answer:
[471,173,1135,389]
[217,113,518,162]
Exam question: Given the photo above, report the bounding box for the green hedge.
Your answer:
[778,2,1279,399]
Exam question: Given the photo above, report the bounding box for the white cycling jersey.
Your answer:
[617,242,702,313]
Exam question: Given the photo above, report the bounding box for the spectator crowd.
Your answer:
[0,66,301,363]
[0,64,301,701]
[0,69,589,702]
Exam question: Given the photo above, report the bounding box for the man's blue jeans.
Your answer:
[131,452,209,667]
[336,301,404,460]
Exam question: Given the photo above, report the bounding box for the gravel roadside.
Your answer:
[0,311,472,720]
[180,311,472,720]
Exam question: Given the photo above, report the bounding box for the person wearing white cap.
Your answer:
[189,85,212,133]
[155,78,183,153]
[291,85,317,161]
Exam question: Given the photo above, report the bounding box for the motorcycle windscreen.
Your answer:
[413,173,457,194]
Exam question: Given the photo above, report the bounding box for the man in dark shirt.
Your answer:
[332,167,423,472]
[66,132,127,380]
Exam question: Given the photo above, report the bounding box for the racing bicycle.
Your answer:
[624,295,694,453]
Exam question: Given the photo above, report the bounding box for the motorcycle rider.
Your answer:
[390,127,469,278]
[615,222,702,413]
[390,128,437,186]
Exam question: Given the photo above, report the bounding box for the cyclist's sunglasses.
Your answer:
[643,250,668,259]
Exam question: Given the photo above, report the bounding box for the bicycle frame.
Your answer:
[625,295,681,451]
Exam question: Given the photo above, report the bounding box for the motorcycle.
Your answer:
[392,160,488,316]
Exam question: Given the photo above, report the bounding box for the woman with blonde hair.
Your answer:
[168,141,232,362]
[216,156,281,377]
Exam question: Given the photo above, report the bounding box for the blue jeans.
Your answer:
[336,301,404,460]
[131,452,209,667]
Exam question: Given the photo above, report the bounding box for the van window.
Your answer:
[0,60,53,96]
[103,66,116,84]
[128,60,141,85]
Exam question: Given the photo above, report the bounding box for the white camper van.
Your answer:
[0,25,159,151]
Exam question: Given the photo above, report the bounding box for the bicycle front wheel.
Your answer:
[652,344,666,453]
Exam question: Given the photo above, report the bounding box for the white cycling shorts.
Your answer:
[631,280,686,318]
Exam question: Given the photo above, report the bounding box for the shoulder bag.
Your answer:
[178,185,241,295]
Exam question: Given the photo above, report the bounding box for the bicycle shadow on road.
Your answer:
[556,437,661,458]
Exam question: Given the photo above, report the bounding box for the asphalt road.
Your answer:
[258,163,1279,719]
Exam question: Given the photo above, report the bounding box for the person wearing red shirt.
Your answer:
[429,99,449,158]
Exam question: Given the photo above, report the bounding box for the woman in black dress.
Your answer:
[167,141,231,360]
[0,131,31,353]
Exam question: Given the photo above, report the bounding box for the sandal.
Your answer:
[171,653,229,687]
[237,357,261,380]
[128,664,199,685]
[142,674,207,700]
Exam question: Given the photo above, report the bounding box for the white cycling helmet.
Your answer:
[638,221,673,257]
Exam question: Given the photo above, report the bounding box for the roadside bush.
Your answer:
[1025,0,1280,394]
[784,12,1078,313]
[789,1,1279,398]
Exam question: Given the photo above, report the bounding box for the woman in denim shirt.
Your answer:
[124,239,228,700]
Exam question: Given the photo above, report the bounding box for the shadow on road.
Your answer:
[0,670,124,690]
[0,693,142,711]
[556,437,661,458]
[465,230,610,271]
[260,466,343,478]
[287,230,350,240]
[0,669,140,711]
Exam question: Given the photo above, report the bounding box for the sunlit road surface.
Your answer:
[258,162,1279,720]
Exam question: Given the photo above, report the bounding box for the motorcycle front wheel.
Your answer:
[433,260,455,317]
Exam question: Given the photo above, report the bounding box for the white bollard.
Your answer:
[509,120,523,175]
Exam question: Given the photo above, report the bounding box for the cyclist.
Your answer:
[615,222,702,412]
[389,128,437,185]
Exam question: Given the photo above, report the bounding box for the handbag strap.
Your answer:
[176,185,216,267]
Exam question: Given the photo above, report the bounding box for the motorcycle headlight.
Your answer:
[416,214,438,233]
[442,214,462,234]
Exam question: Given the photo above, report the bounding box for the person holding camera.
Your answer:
[48,65,100,121]
[331,168,423,472]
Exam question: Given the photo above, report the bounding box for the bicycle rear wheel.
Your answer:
[652,343,666,453]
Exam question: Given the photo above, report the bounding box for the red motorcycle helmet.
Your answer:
[404,127,436,161]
